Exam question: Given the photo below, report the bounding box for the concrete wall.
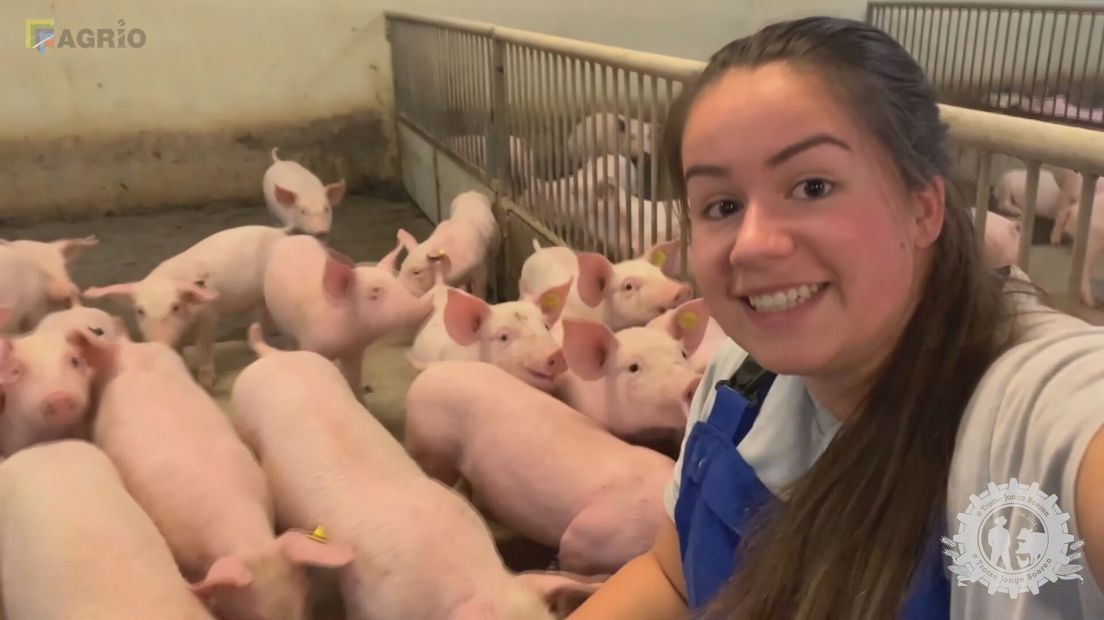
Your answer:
[3,0,1088,220]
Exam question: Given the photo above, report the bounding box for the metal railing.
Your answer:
[386,11,1104,313]
[868,2,1104,130]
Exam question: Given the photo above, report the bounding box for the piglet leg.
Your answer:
[194,310,219,391]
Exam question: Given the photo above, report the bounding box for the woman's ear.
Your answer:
[910,174,945,249]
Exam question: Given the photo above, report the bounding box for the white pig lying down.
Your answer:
[397,190,502,300]
[83,224,287,391]
[0,440,217,620]
[0,234,98,333]
[553,308,705,454]
[87,333,354,620]
[262,147,346,239]
[405,360,676,576]
[235,331,605,619]
[407,276,573,392]
[645,297,728,374]
[519,239,692,332]
[0,326,107,457]
[262,234,433,395]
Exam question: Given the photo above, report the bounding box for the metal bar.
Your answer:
[493,26,705,83]
[1069,173,1099,306]
[666,79,676,253]
[612,67,624,261]
[1022,10,1035,110]
[1041,11,1061,118]
[567,57,580,248]
[1065,11,1083,111]
[489,34,508,190]
[945,7,962,93]
[922,7,937,76]
[867,2,1102,11]
[523,45,536,205]
[963,8,980,99]
[588,61,600,253]
[636,70,646,256]
[1018,162,1041,270]
[1093,17,1104,113]
[939,105,1104,175]
[649,74,659,248]
[986,9,1005,103]
[599,63,610,256]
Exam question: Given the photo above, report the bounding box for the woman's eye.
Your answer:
[791,178,834,200]
[702,199,743,220]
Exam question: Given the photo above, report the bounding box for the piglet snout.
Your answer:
[543,349,567,377]
[42,392,79,420]
[671,284,693,307]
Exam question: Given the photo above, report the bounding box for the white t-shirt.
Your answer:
[664,300,1104,619]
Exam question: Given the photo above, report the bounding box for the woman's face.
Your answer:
[682,62,943,392]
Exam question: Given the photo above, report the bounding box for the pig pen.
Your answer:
[0,192,561,617]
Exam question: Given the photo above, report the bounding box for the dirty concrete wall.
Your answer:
[4,0,1088,221]
[4,0,395,221]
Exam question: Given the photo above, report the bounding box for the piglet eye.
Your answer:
[89,327,104,337]
[498,333,509,342]
[70,356,82,368]
[171,304,181,313]
[628,363,640,373]
[623,282,635,291]
[135,308,146,317]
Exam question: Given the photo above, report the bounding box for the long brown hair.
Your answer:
[663,17,1027,620]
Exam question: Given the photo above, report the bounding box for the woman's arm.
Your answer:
[568,515,688,619]
[1076,423,1104,589]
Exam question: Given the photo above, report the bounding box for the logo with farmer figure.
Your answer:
[944,478,1086,598]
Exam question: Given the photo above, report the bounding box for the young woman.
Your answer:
[569,16,1104,620]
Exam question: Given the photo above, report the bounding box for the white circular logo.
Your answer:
[944,478,1086,598]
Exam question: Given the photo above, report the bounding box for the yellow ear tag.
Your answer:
[540,292,562,312]
[310,525,328,541]
[430,249,448,260]
[651,250,668,267]
[677,311,699,331]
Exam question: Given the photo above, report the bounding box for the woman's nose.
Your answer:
[728,201,795,265]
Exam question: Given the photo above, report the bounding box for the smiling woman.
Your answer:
[568,15,1104,620]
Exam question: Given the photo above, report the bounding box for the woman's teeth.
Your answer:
[747,283,825,313]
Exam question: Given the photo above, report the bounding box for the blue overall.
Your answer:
[672,357,950,617]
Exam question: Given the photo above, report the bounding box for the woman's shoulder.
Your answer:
[948,305,1104,617]
[686,338,750,426]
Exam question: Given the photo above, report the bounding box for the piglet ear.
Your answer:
[54,235,98,261]
[644,239,683,278]
[560,319,616,381]
[575,253,613,308]
[531,277,572,325]
[274,185,297,207]
[515,570,608,616]
[82,282,138,301]
[65,328,116,377]
[377,238,404,273]
[322,248,357,304]
[276,529,355,569]
[325,179,347,206]
[189,556,254,599]
[396,228,420,253]
[443,288,490,347]
[180,282,218,306]
[0,339,23,386]
[667,298,709,356]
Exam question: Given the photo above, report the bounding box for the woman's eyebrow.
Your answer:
[684,164,729,183]
[766,133,851,167]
